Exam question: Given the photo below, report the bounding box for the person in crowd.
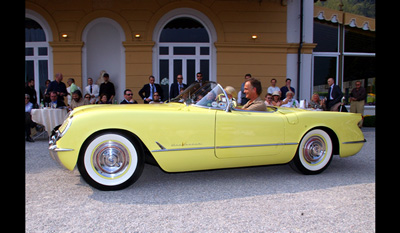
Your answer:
[326,77,343,111]
[195,72,204,87]
[267,78,281,95]
[264,93,273,106]
[69,90,89,110]
[84,77,99,104]
[149,92,163,104]
[48,91,66,108]
[25,79,38,107]
[84,93,91,103]
[170,74,187,99]
[138,75,163,104]
[41,79,51,103]
[350,80,367,127]
[349,81,366,114]
[97,93,110,104]
[239,73,252,105]
[308,93,325,110]
[99,73,115,103]
[66,78,80,106]
[281,91,299,108]
[47,73,68,104]
[120,89,138,104]
[271,91,282,106]
[25,94,37,142]
[280,78,295,100]
[241,78,267,111]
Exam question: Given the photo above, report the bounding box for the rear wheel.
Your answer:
[77,132,144,191]
[290,129,333,175]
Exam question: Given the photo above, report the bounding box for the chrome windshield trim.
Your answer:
[342,139,367,144]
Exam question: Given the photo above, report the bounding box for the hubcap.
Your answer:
[92,141,130,178]
[303,136,326,164]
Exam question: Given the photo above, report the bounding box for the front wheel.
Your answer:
[77,132,144,191]
[290,129,333,175]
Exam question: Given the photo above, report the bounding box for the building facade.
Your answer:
[25,0,374,106]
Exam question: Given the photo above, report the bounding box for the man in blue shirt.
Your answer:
[47,73,68,105]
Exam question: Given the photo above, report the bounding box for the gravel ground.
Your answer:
[26,128,375,232]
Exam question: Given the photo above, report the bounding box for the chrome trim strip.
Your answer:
[342,139,367,144]
[151,142,298,153]
[54,148,74,152]
[216,143,298,149]
[152,146,214,153]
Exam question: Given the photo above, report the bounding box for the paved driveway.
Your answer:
[26,128,375,232]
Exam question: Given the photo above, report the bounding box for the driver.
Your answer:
[241,78,267,111]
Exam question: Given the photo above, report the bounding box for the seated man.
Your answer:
[120,89,138,104]
[281,91,299,108]
[48,91,66,108]
[241,78,267,111]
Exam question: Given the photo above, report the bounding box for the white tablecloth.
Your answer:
[31,108,68,135]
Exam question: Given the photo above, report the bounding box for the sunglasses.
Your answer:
[126,93,133,96]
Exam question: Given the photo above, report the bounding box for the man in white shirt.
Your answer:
[84,77,99,104]
[267,78,281,95]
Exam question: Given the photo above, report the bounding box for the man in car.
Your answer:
[241,78,267,111]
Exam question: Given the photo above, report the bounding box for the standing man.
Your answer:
[84,77,99,104]
[47,73,68,105]
[350,80,367,126]
[195,72,203,87]
[170,74,187,99]
[138,75,163,104]
[280,78,295,100]
[25,79,37,107]
[326,77,343,111]
[99,73,115,103]
[239,73,252,105]
[241,78,267,111]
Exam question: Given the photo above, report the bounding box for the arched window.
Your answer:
[25,17,51,104]
[160,17,209,43]
[155,14,214,100]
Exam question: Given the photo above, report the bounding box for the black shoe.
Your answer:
[26,136,35,142]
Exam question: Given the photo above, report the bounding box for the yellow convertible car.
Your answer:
[49,82,366,191]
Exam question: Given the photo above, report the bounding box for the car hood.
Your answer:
[69,102,185,117]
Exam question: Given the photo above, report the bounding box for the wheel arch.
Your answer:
[79,128,159,167]
[307,126,339,155]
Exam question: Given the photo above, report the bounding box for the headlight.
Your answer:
[58,114,73,137]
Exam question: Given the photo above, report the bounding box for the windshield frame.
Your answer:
[169,81,231,112]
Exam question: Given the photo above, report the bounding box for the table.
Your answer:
[31,108,68,136]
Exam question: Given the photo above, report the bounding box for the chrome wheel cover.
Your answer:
[302,136,326,164]
[92,141,130,178]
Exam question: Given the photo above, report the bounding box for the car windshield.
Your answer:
[170,81,229,110]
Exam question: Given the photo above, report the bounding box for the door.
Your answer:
[215,110,285,158]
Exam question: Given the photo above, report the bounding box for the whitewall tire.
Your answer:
[78,132,144,191]
[290,129,333,175]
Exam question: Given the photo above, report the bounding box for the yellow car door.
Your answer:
[215,109,285,158]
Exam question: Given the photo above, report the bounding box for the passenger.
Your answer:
[271,91,282,106]
[217,86,237,108]
[241,78,267,111]
[281,91,299,108]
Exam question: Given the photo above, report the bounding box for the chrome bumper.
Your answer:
[48,130,73,169]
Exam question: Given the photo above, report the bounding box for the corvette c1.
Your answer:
[49,82,366,191]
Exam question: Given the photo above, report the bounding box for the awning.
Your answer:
[314,6,375,32]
